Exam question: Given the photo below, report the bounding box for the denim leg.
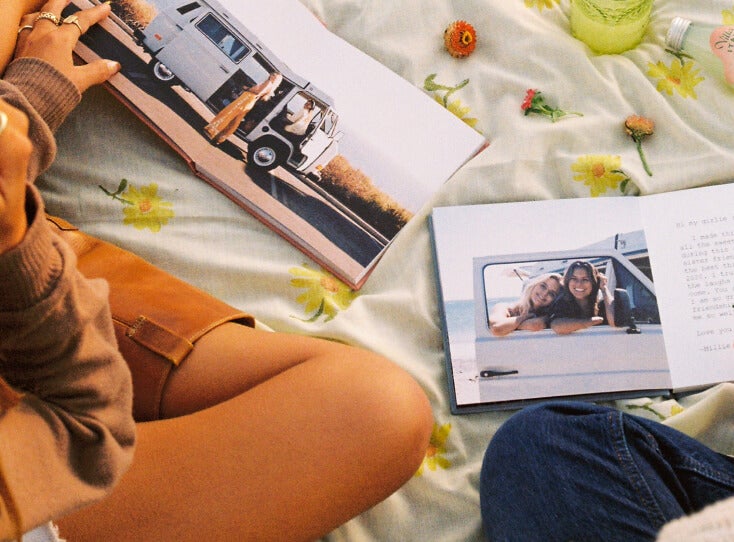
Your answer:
[479,401,734,542]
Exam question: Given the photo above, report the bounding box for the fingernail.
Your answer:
[106,60,121,74]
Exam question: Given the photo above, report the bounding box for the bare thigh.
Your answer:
[159,322,352,418]
[57,335,433,541]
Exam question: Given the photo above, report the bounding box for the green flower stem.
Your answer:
[424,74,469,107]
[528,105,583,122]
[633,137,653,176]
[99,179,135,205]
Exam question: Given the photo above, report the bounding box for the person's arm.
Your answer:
[517,316,549,332]
[1,0,119,182]
[549,316,604,334]
[599,274,615,327]
[488,303,546,336]
[548,296,603,335]
[0,94,135,538]
[0,4,133,537]
[489,303,519,337]
[0,187,136,539]
[286,107,304,123]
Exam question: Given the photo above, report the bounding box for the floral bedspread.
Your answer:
[38,0,734,540]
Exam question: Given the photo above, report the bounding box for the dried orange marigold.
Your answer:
[444,20,477,58]
[624,115,655,137]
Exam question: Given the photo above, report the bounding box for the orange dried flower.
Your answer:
[625,115,655,137]
[444,20,477,58]
[624,115,655,176]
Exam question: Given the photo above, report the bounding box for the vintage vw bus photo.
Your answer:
[132,0,342,177]
[68,0,486,286]
[471,245,669,406]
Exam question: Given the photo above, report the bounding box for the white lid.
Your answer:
[666,17,692,51]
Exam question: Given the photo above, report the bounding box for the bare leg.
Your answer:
[57,327,433,541]
[158,323,400,419]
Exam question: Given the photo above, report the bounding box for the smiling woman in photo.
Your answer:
[548,259,616,334]
[488,272,562,337]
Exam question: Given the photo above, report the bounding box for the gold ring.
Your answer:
[62,15,83,35]
[35,11,62,25]
[0,111,8,137]
[17,25,34,35]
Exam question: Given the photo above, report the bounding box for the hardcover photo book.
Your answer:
[65,0,487,289]
[430,182,734,414]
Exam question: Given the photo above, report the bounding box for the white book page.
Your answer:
[219,0,487,211]
[432,197,672,409]
[640,183,734,390]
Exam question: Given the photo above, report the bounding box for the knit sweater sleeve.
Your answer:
[0,57,81,180]
[656,495,734,541]
[0,61,135,538]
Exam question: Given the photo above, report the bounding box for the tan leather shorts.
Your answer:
[47,216,254,422]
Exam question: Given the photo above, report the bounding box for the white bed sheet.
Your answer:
[38,0,734,540]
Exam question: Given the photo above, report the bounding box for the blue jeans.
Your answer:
[480,402,734,541]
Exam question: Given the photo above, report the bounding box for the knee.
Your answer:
[380,363,435,466]
[368,358,434,464]
[485,401,608,456]
[481,401,613,487]
[480,403,588,532]
[331,351,434,478]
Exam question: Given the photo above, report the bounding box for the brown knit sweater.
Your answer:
[0,58,136,540]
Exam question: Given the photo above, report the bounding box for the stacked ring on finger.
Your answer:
[62,15,83,35]
[17,25,34,35]
[35,11,62,25]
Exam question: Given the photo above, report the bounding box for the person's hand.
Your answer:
[15,0,120,92]
[598,273,608,290]
[0,99,32,254]
[2,1,48,73]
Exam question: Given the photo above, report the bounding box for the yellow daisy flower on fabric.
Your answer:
[436,96,479,128]
[723,7,734,24]
[289,263,357,322]
[524,0,560,11]
[571,155,629,197]
[647,58,704,99]
[624,399,685,420]
[100,179,174,232]
[122,183,174,232]
[424,74,480,131]
[415,422,452,477]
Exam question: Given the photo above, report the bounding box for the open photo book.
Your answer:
[64,0,487,289]
[429,182,734,414]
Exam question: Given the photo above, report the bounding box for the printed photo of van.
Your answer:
[132,0,342,178]
[468,247,668,407]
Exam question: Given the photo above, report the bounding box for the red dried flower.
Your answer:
[521,89,537,111]
[521,89,582,122]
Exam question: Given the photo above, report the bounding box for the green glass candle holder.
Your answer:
[570,0,654,54]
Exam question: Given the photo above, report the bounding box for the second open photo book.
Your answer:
[430,182,734,414]
[66,0,487,289]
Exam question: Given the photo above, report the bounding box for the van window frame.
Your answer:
[195,13,250,64]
